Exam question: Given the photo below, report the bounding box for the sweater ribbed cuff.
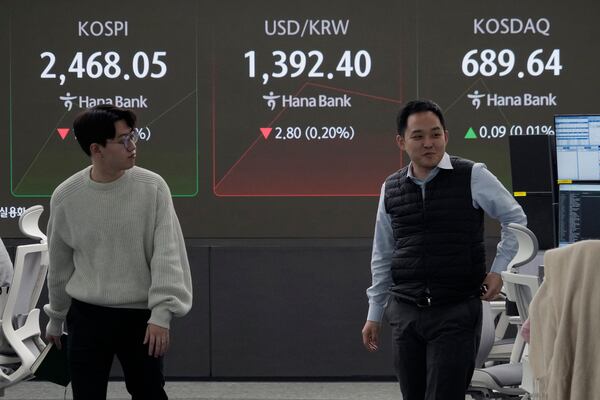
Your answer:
[148,307,172,329]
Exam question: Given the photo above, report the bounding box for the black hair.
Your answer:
[73,104,137,156]
[396,99,446,136]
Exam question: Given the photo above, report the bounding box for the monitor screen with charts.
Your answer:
[558,184,600,246]
[555,115,600,181]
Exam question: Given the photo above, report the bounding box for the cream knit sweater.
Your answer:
[44,166,192,336]
[529,240,600,400]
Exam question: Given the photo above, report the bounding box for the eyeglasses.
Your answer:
[107,130,139,150]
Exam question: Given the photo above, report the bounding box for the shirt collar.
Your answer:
[406,152,452,180]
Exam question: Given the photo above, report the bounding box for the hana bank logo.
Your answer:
[60,92,78,111]
[262,91,280,110]
[468,90,486,110]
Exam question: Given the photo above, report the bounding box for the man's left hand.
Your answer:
[144,323,170,357]
[480,272,503,301]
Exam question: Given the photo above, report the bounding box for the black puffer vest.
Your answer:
[384,157,486,301]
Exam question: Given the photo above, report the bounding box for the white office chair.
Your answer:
[475,301,496,368]
[0,206,49,392]
[469,223,539,399]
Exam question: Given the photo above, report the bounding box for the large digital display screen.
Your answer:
[1,0,596,237]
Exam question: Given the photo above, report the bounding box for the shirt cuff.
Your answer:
[367,303,386,323]
[490,257,508,274]
[148,306,172,329]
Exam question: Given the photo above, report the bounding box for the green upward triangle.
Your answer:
[464,127,477,139]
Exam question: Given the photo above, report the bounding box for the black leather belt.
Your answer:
[390,291,476,308]
[393,293,433,308]
[415,296,432,308]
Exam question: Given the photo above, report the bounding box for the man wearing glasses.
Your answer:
[44,104,192,400]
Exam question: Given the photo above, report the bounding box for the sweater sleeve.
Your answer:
[147,184,193,329]
[529,247,562,383]
[43,200,75,336]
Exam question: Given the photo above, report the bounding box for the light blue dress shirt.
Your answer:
[366,153,527,322]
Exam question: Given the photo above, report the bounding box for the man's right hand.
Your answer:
[46,334,63,350]
[361,320,381,352]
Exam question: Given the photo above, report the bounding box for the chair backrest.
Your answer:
[502,273,539,322]
[4,244,48,325]
[500,223,540,364]
[5,206,48,322]
[505,223,539,272]
[502,223,540,321]
[18,205,46,244]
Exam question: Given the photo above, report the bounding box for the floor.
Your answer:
[1,381,401,400]
[0,381,485,400]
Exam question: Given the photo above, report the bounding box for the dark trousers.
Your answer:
[386,296,482,400]
[66,299,168,400]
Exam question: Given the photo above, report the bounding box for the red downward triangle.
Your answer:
[260,127,272,139]
[57,128,70,140]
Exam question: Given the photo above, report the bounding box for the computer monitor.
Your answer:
[558,184,600,246]
[554,115,600,181]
